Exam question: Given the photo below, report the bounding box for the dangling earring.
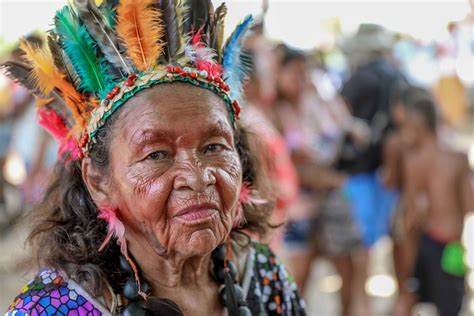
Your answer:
[97,206,126,253]
[97,206,147,299]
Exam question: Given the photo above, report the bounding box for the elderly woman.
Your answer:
[3,1,305,315]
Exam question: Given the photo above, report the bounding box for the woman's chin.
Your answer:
[178,228,223,256]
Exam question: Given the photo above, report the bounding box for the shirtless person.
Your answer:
[382,86,423,316]
[398,88,472,316]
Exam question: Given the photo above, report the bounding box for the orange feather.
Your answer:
[20,39,85,125]
[116,0,164,72]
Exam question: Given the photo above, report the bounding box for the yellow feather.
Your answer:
[20,39,85,125]
[116,0,164,72]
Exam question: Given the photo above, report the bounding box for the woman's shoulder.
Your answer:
[6,268,109,316]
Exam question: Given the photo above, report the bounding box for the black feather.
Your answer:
[1,61,42,96]
[158,0,181,61]
[210,3,227,59]
[48,32,82,88]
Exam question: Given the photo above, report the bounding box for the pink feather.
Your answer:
[191,26,223,77]
[191,25,206,47]
[97,206,127,256]
[37,107,69,142]
[239,182,251,203]
[58,137,82,162]
[37,107,82,162]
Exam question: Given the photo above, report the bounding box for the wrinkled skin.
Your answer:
[83,83,242,314]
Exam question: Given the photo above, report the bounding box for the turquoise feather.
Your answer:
[222,15,253,101]
[54,5,114,97]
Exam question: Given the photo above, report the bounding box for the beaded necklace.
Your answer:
[119,244,251,316]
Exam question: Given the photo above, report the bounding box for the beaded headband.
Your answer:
[2,0,252,162]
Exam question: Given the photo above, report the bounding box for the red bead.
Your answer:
[207,75,214,81]
[224,85,231,91]
[106,92,114,100]
[189,72,197,79]
[173,66,181,73]
[166,65,172,72]
[125,79,133,86]
[233,101,241,117]
[128,74,137,80]
[180,71,188,77]
[111,86,120,95]
[216,77,223,84]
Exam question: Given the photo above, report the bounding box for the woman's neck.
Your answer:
[127,235,214,290]
[127,237,224,315]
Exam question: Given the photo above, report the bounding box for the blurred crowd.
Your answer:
[0,6,473,316]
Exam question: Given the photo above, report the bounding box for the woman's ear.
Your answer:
[82,157,112,207]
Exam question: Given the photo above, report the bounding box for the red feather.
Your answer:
[37,107,69,142]
[37,107,82,162]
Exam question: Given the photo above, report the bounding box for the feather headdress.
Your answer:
[2,0,253,162]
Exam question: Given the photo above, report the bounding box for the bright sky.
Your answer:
[0,0,471,49]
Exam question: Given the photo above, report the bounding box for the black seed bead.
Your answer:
[227,261,237,281]
[218,284,245,307]
[232,284,245,303]
[123,278,139,301]
[212,244,227,261]
[213,265,226,284]
[140,281,151,295]
[238,306,252,316]
[213,260,238,284]
[119,256,132,272]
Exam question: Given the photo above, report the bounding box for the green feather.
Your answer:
[54,5,114,97]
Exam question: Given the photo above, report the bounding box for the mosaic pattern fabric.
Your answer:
[6,269,107,316]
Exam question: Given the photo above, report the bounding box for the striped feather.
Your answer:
[74,0,131,74]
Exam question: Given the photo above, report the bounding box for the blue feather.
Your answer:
[55,5,114,98]
[222,15,253,101]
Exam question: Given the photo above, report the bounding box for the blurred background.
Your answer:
[0,0,473,315]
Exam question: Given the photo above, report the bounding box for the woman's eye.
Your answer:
[205,144,225,154]
[146,151,168,160]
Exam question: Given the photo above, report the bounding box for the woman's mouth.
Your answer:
[174,203,219,223]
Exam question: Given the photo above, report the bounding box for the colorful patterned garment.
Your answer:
[5,269,108,316]
[6,243,305,316]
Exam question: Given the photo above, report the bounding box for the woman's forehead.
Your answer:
[117,84,234,141]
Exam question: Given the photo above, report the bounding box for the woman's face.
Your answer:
[103,83,242,257]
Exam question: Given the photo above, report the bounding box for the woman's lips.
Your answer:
[174,203,219,223]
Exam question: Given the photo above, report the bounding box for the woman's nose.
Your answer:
[173,155,216,192]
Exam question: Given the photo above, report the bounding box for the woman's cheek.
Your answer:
[124,166,173,224]
[215,154,242,218]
